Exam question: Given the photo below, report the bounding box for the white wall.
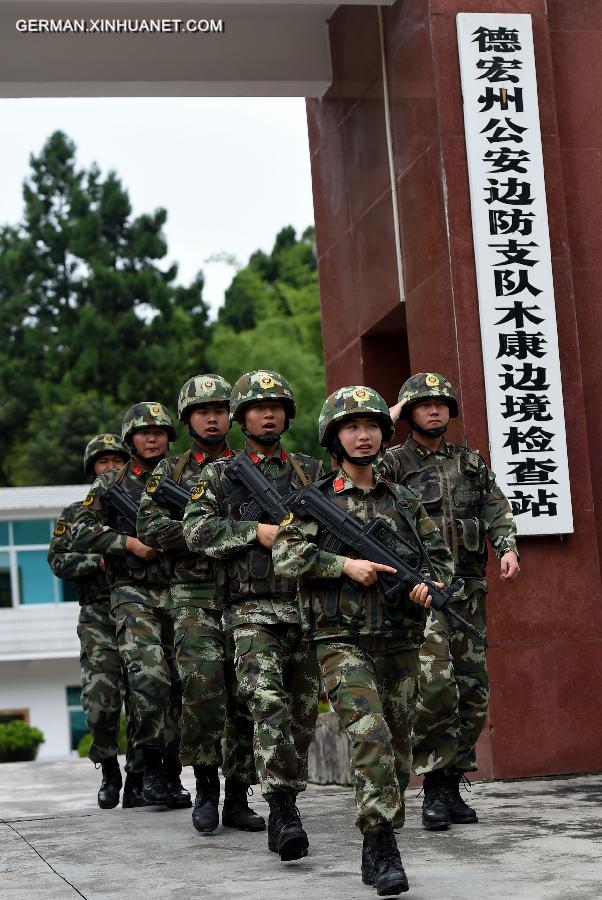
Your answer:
[0,658,81,759]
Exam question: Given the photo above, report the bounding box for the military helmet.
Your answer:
[121,401,177,444]
[230,370,296,424]
[398,372,458,419]
[177,374,232,421]
[83,434,129,476]
[319,386,394,447]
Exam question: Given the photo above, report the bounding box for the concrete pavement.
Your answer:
[1,760,601,899]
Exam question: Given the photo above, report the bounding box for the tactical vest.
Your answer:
[74,572,110,605]
[305,476,427,639]
[217,452,321,601]
[391,442,488,579]
[167,450,221,594]
[104,464,171,588]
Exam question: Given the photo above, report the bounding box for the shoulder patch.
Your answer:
[190,481,206,502]
[53,519,68,536]
[82,491,96,507]
[146,474,161,495]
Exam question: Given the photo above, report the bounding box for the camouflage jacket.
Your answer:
[380,436,518,586]
[272,468,454,645]
[47,501,109,605]
[137,444,235,609]
[72,460,172,593]
[183,445,324,630]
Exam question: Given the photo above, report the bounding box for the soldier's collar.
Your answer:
[190,443,235,465]
[333,468,382,494]
[407,435,453,459]
[131,461,144,477]
[244,444,288,466]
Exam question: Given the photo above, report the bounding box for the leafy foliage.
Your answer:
[0,720,45,762]
[0,131,325,484]
[0,131,210,485]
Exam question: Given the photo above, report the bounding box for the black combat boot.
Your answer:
[142,747,171,804]
[266,792,309,861]
[163,751,192,809]
[192,765,220,834]
[222,780,266,831]
[122,772,153,808]
[97,757,122,809]
[421,770,451,831]
[364,823,409,896]
[444,769,478,824]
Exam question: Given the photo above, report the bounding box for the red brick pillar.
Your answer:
[308,0,602,778]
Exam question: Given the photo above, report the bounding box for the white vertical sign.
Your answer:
[457,13,573,535]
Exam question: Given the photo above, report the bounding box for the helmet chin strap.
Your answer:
[241,426,281,446]
[330,438,380,467]
[411,420,448,439]
[130,447,166,466]
[187,424,227,447]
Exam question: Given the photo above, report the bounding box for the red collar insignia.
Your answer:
[131,462,143,477]
[248,451,260,465]
[281,448,288,462]
[333,477,346,494]
[223,448,235,458]
[194,450,206,464]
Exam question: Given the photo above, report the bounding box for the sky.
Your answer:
[0,97,315,316]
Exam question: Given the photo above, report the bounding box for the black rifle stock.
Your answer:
[224,453,291,523]
[103,483,139,536]
[152,476,190,518]
[288,484,486,644]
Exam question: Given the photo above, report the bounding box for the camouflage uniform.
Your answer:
[183,371,323,800]
[72,406,180,756]
[273,386,454,835]
[137,440,256,782]
[381,373,518,775]
[48,500,140,769]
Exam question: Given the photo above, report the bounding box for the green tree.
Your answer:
[0,131,210,485]
[207,226,326,460]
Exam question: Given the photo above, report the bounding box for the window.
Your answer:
[0,519,76,606]
[66,685,87,752]
[0,709,30,725]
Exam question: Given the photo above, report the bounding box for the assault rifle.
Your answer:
[150,476,190,519]
[288,484,486,643]
[224,453,291,523]
[103,483,139,536]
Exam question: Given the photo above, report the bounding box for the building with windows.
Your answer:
[0,485,89,759]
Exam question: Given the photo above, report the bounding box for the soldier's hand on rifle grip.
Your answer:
[125,537,157,561]
[342,559,397,587]
[257,524,279,549]
[409,581,444,608]
[500,550,520,583]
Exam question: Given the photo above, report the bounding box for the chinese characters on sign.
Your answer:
[457,14,573,535]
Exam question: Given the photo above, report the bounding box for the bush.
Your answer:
[77,713,127,758]
[0,720,45,762]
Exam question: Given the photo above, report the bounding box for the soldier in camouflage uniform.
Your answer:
[383,373,520,830]
[72,403,188,808]
[137,374,264,836]
[273,386,454,896]
[48,434,143,809]
[183,371,323,862]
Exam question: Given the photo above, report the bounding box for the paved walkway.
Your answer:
[1,760,601,899]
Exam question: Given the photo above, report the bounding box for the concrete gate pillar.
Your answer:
[307,0,602,779]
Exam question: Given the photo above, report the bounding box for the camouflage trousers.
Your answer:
[172,600,256,783]
[77,601,140,773]
[317,638,419,834]
[233,622,320,797]
[412,589,488,774]
[113,587,182,752]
